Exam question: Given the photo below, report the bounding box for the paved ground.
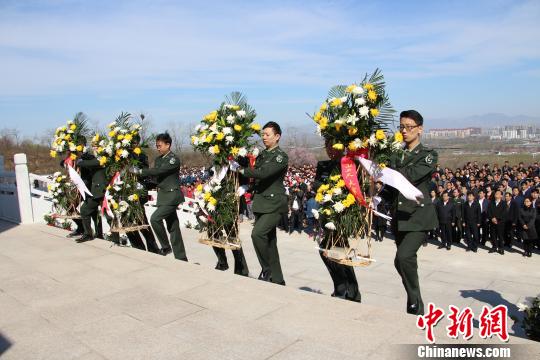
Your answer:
[0,220,539,359]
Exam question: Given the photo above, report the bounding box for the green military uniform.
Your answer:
[78,154,107,237]
[140,151,187,261]
[389,143,438,315]
[242,146,288,284]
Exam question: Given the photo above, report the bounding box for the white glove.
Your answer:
[229,160,240,172]
[129,167,142,175]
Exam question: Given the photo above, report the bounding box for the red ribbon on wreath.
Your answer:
[340,147,368,207]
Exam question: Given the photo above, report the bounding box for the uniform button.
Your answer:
[421,204,424,207]
[398,202,402,205]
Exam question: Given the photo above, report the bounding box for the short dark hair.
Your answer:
[400,110,423,126]
[263,121,282,136]
[156,132,172,145]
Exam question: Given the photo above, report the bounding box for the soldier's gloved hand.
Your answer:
[75,158,83,166]
[229,160,241,172]
[129,166,142,175]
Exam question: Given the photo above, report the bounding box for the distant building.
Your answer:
[425,127,482,139]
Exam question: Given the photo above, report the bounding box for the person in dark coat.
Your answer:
[488,190,506,255]
[478,189,490,245]
[503,192,518,248]
[436,192,455,250]
[518,197,537,257]
[462,192,481,252]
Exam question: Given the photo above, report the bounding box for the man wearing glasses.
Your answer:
[389,110,439,315]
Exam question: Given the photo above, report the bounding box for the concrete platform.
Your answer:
[0,220,539,359]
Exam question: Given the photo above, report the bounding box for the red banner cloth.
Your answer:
[340,148,368,207]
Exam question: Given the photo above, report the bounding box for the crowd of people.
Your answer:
[179,159,540,257]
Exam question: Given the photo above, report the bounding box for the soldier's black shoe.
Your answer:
[422,241,428,247]
[215,262,229,271]
[527,252,532,257]
[274,280,286,286]
[446,246,451,250]
[437,245,445,249]
[160,247,172,256]
[473,249,478,253]
[67,231,83,238]
[95,233,104,239]
[498,249,504,255]
[489,248,497,253]
[258,270,271,282]
[407,302,424,315]
[76,235,94,243]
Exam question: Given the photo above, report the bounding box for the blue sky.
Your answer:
[1,0,539,137]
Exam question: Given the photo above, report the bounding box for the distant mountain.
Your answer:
[428,113,540,129]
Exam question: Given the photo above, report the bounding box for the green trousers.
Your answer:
[150,205,187,261]
[213,247,249,276]
[394,231,426,313]
[251,212,284,284]
[80,196,102,237]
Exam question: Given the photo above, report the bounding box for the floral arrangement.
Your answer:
[49,112,90,161]
[191,92,259,244]
[191,92,260,166]
[98,113,148,232]
[311,69,402,262]
[518,295,540,341]
[48,171,80,217]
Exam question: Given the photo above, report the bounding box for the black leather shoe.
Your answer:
[407,302,423,315]
[67,231,83,238]
[489,248,497,253]
[472,249,478,253]
[258,270,271,282]
[422,241,428,247]
[274,280,286,286]
[215,263,229,271]
[76,235,94,243]
[95,233,104,239]
[446,246,451,250]
[498,249,504,255]
[160,247,172,256]
[437,245,445,249]
[527,252,532,257]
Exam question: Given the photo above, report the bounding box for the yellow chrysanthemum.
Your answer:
[133,147,141,155]
[216,132,225,141]
[234,124,242,132]
[251,123,261,131]
[363,83,374,90]
[204,110,218,122]
[348,127,358,136]
[348,141,358,151]
[370,108,379,117]
[375,129,386,140]
[70,124,76,131]
[322,209,332,216]
[335,124,342,132]
[362,138,369,148]
[368,90,377,101]
[70,153,77,160]
[196,184,203,192]
[345,84,356,93]
[50,150,57,158]
[320,102,328,111]
[56,176,62,183]
[203,192,212,201]
[315,193,324,203]
[124,134,133,141]
[93,134,100,142]
[330,98,343,107]
[231,105,241,111]
[191,136,197,144]
[64,134,71,141]
[117,134,124,140]
[208,197,218,206]
[319,117,329,130]
[379,163,387,169]
[336,180,345,188]
[318,184,330,193]
[205,134,214,143]
[394,131,404,142]
[114,156,120,162]
[231,147,240,156]
[212,145,220,154]
[99,156,107,166]
[330,174,341,182]
[76,145,83,152]
[332,143,344,150]
[109,131,116,137]
[132,194,139,201]
[112,201,119,210]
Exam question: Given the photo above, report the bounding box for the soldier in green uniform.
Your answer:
[132,133,187,261]
[76,138,107,243]
[388,110,438,315]
[238,122,288,285]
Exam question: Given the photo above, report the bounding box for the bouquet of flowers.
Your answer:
[191,92,259,247]
[47,171,81,217]
[98,113,148,232]
[311,69,402,265]
[49,112,90,161]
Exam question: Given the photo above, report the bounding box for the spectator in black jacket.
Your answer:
[503,192,518,249]
[462,192,481,252]
[436,192,455,250]
[519,197,537,257]
[478,189,490,245]
[488,190,506,255]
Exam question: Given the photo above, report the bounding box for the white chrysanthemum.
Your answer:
[392,141,403,151]
[352,86,364,95]
[238,147,248,157]
[352,138,363,149]
[213,184,222,192]
[122,139,130,146]
[52,198,59,204]
[57,188,63,194]
[127,194,135,201]
[222,127,232,135]
[53,171,61,177]
[119,200,129,213]
[325,222,336,230]
[204,184,211,193]
[226,115,236,123]
[115,142,121,149]
[225,136,234,144]
[346,114,359,125]
[323,194,333,203]
[105,146,113,155]
[108,122,116,128]
[69,143,76,151]
[113,185,121,192]
[195,124,202,131]
[251,147,259,157]
[333,202,345,213]
[359,105,369,117]
[311,209,319,219]
[355,97,366,106]
[335,117,346,126]
[120,149,129,158]
[66,129,74,134]
[368,134,377,146]
[340,96,347,103]
[120,128,128,134]
[333,187,342,196]
[207,203,216,212]
[236,110,246,118]
[201,124,209,131]
[136,182,144,190]
[192,137,199,146]
[209,123,218,133]
[208,147,216,155]
[379,140,387,149]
